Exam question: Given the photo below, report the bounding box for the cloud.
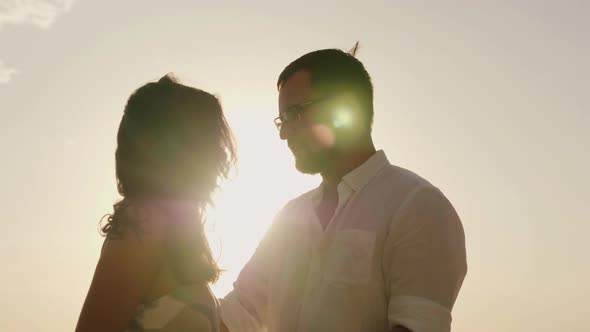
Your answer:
[0,0,74,30]
[0,60,17,84]
[0,1,75,83]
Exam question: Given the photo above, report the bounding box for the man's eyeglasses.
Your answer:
[274,97,332,131]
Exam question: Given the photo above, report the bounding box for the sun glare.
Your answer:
[205,102,319,296]
[332,107,354,128]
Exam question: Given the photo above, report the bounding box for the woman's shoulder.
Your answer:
[100,203,172,267]
[103,201,172,245]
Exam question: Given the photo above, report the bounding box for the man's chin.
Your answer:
[295,158,323,175]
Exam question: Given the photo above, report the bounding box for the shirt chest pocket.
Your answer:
[323,230,377,285]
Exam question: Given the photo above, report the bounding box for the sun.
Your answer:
[204,102,319,297]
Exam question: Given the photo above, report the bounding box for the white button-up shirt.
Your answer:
[220,150,467,332]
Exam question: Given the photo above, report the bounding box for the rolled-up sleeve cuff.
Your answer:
[388,295,452,332]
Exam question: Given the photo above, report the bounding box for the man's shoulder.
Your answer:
[369,163,455,213]
[379,163,436,192]
[380,164,459,214]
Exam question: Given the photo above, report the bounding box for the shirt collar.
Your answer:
[311,150,390,207]
[341,149,390,192]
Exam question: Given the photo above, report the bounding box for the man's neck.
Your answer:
[321,140,376,189]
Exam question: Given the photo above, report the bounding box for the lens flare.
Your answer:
[332,107,354,128]
[312,124,335,147]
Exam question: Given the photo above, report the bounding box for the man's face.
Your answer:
[278,71,338,174]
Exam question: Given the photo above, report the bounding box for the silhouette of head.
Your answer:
[101,74,235,283]
[276,45,374,174]
[114,74,235,202]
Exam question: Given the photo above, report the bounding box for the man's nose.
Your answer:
[279,123,292,140]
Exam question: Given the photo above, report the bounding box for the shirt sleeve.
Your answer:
[219,207,288,332]
[383,185,467,332]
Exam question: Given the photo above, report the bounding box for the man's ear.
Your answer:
[329,95,367,143]
[332,94,364,127]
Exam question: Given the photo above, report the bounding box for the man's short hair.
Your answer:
[277,43,374,130]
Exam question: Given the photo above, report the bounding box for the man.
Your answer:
[220,45,467,332]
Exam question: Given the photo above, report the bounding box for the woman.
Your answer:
[76,74,236,332]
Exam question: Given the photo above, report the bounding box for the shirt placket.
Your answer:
[296,184,355,332]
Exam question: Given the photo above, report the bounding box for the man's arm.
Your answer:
[220,207,289,332]
[383,186,467,332]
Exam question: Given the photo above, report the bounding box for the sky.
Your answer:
[1,1,589,331]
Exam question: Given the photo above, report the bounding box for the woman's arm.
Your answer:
[76,219,165,332]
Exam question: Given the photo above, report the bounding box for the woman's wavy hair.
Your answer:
[101,74,236,283]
